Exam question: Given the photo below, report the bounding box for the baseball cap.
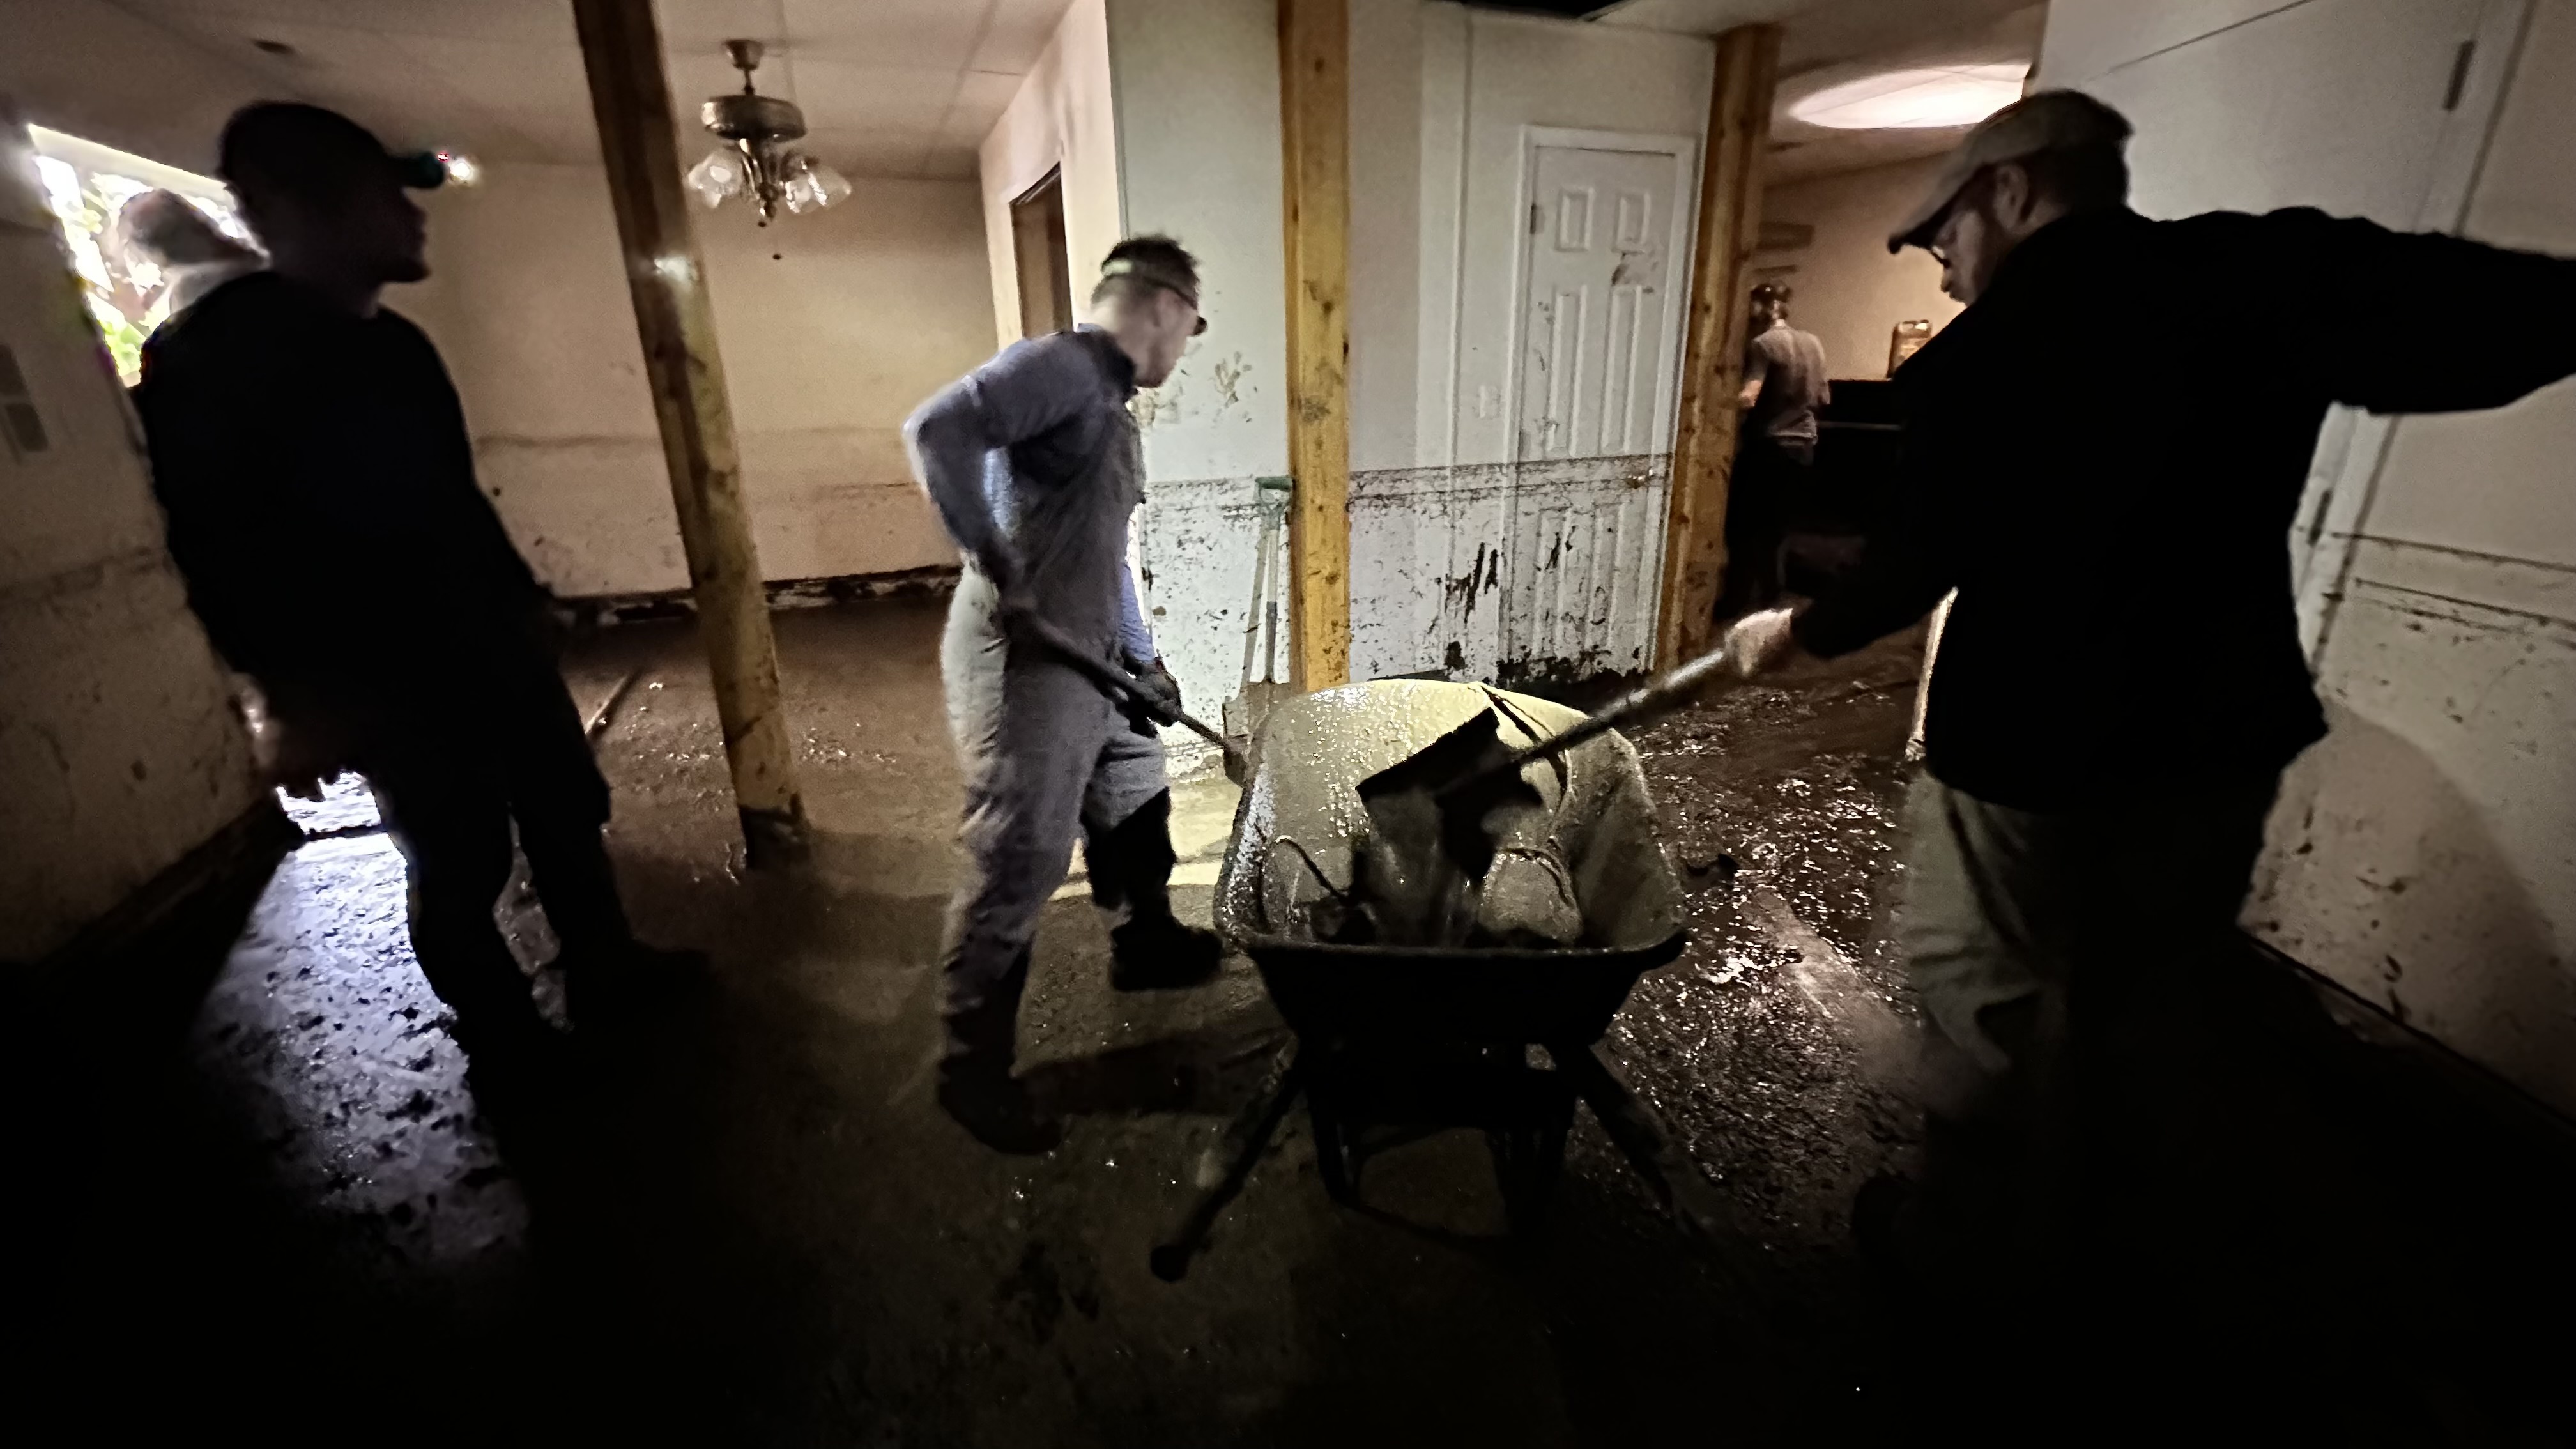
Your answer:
[218,102,447,199]
[1886,89,2133,253]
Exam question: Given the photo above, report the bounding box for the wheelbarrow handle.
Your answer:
[1014,613,1250,772]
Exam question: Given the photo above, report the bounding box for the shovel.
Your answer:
[1355,640,1747,887]
[1015,613,1250,775]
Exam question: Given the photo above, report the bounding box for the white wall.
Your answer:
[980,0,1123,349]
[2042,0,2576,1113]
[0,119,261,963]
[404,161,995,599]
[1754,155,1963,381]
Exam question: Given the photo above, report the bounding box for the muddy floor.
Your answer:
[17,598,2573,1446]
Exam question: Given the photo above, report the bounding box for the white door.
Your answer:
[1504,141,1687,684]
[2053,0,2496,651]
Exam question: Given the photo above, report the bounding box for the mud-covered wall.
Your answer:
[401,161,995,601]
[0,119,261,963]
[1753,155,1964,382]
[2042,0,2576,1113]
[979,0,1715,737]
[1103,0,1294,735]
[1347,2,1712,684]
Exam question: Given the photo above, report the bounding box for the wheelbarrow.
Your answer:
[1149,680,1728,1281]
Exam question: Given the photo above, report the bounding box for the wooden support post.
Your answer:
[1278,0,1353,692]
[1655,24,1780,669]
[571,0,806,862]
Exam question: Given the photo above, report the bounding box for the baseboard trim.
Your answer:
[572,565,960,625]
[2248,934,2576,1146]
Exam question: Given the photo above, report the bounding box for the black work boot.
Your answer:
[1085,791,1225,992]
[1109,915,1225,992]
[937,956,1061,1155]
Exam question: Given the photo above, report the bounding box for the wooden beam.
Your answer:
[570,0,806,862]
[1655,24,1780,669]
[1278,0,1353,692]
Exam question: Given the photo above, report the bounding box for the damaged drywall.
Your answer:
[0,140,259,962]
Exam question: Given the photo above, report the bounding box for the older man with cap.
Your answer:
[1722,91,2576,1290]
[137,103,698,1074]
[907,235,1225,1152]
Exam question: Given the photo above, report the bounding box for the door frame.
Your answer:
[1498,125,1701,668]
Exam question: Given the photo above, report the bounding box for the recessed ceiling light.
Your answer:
[252,38,297,57]
[1789,64,2028,130]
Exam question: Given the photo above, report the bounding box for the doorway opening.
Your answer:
[1009,167,1074,338]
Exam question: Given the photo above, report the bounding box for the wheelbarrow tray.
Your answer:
[1213,680,1689,1043]
[1234,932,1688,1047]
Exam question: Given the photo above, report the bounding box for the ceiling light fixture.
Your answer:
[1788,64,2029,130]
[686,39,849,226]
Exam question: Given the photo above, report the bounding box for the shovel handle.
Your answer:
[1015,614,1249,772]
[1438,645,1738,799]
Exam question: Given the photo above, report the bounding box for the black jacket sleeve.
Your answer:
[2267,208,2576,413]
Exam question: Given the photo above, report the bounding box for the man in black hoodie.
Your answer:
[1725,90,2576,1287]
[137,103,693,1062]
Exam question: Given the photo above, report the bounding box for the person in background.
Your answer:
[114,189,263,321]
[1724,282,1829,616]
[906,236,1225,1153]
[1721,88,2576,1379]
[136,103,698,1071]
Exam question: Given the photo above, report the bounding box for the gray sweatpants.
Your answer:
[939,578,1168,1025]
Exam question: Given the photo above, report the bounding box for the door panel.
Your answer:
[1505,142,1684,682]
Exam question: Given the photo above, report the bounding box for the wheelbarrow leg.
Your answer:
[1549,1041,1731,1243]
[1151,1041,1305,1282]
[1489,1063,1575,1239]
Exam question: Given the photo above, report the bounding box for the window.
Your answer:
[29,126,252,385]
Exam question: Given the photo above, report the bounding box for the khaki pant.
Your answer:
[1899,771,2280,1079]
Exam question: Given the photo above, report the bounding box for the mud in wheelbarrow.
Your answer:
[1149,681,1727,1281]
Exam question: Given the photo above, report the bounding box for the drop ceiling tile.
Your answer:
[969,0,1074,73]
[388,35,593,117]
[118,0,576,44]
[652,0,792,49]
[798,126,940,181]
[786,58,967,134]
[779,0,985,69]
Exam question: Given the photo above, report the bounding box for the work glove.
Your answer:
[1123,655,1184,734]
[1721,606,1803,679]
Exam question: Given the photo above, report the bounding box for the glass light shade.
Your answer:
[687,147,747,207]
[778,153,850,215]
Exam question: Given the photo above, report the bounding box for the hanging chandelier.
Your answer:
[685,40,850,226]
